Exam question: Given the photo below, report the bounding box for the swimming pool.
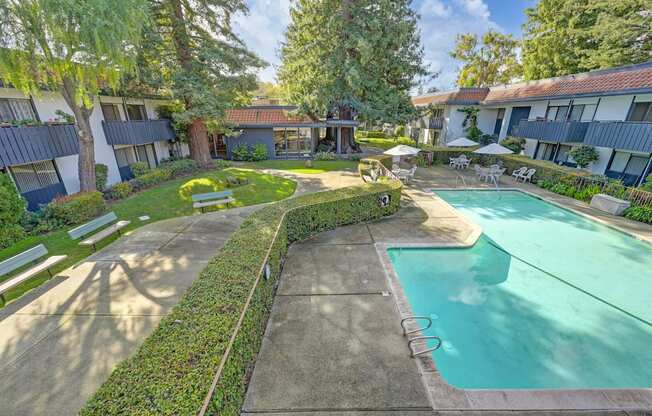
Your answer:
[388,190,652,389]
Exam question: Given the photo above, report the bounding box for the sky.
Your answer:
[233,0,537,92]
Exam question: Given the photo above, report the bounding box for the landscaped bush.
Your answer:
[0,172,27,249]
[250,143,269,161]
[131,168,172,191]
[231,144,250,161]
[569,145,599,168]
[501,137,525,154]
[81,180,402,416]
[314,151,336,161]
[108,182,133,200]
[214,159,232,170]
[356,130,387,139]
[129,161,151,177]
[159,158,200,176]
[225,175,249,187]
[624,205,652,224]
[40,192,106,230]
[640,174,652,192]
[95,164,108,192]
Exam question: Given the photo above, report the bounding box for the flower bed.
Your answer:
[81,180,402,415]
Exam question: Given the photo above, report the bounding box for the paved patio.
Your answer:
[0,206,257,415]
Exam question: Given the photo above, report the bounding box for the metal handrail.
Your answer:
[400,316,432,336]
[407,336,442,357]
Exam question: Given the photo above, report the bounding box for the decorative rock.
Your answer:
[590,193,631,216]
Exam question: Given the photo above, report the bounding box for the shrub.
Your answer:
[108,182,133,200]
[349,154,362,161]
[640,174,652,192]
[0,173,26,249]
[225,175,249,187]
[81,181,402,415]
[358,130,386,138]
[479,134,497,145]
[624,205,652,224]
[129,162,151,177]
[314,151,336,161]
[40,192,106,230]
[131,169,172,191]
[501,137,525,154]
[95,164,108,192]
[159,158,199,176]
[231,144,250,161]
[395,125,405,137]
[250,143,268,161]
[214,159,232,170]
[569,145,599,168]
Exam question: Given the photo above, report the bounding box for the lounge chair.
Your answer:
[511,167,527,179]
[517,168,536,183]
[398,166,417,183]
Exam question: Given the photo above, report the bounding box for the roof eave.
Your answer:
[482,87,652,105]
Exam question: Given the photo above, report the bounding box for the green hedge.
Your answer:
[81,180,402,415]
[39,192,106,230]
[0,172,26,249]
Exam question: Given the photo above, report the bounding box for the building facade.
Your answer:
[0,86,184,210]
[411,62,652,186]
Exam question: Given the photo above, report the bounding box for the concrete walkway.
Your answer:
[0,206,256,416]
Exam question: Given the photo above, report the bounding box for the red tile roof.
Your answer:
[412,88,489,106]
[226,106,318,126]
[484,63,652,103]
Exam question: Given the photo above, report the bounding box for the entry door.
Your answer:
[507,107,531,135]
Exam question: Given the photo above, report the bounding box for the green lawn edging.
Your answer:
[81,180,402,415]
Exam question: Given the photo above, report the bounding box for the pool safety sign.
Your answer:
[378,194,391,208]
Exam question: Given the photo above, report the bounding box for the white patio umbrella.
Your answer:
[446,137,478,147]
[473,143,514,155]
[383,145,421,156]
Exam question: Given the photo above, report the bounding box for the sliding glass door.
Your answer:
[273,127,312,158]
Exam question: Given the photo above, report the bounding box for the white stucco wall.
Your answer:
[591,146,614,174]
[443,105,472,142]
[55,154,81,194]
[593,95,634,121]
[477,108,498,136]
[523,139,538,157]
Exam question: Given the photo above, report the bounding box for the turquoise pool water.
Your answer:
[388,190,652,389]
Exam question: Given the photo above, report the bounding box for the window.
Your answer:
[114,147,137,167]
[609,152,630,173]
[274,128,286,157]
[101,103,121,121]
[0,98,37,122]
[135,144,157,168]
[568,105,585,121]
[607,151,650,185]
[9,161,61,193]
[628,102,652,122]
[126,104,147,121]
[545,105,570,121]
[493,108,505,135]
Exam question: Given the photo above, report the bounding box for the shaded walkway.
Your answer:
[0,206,257,416]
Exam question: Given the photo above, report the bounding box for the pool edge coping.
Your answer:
[374,188,652,412]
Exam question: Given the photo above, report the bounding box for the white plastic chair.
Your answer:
[511,167,527,179]
[518,168,536,183]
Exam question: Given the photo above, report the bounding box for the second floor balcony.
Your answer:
[513,119,589,143]
[102,119,176,146]
[0,123,79,168]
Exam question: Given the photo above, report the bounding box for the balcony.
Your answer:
[428,117,444,130]
[585,121,652,153]
[513,119,589,143]
[102,119,176,146]
[0,123,79,168]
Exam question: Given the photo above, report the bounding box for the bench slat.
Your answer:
[191,190,233,202]
[68,212,118,240]
[79,221,131,246]
[0,255,68,295]
[0,244,48,277]
[193,198,235,209]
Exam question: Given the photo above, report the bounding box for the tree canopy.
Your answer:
[449,30,522,87]
[0,0,149,190]
[522,0,652,79]
[278,0,429,125]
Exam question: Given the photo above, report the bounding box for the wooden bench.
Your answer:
[192,190,236,213]
[68,212,131,251]
[0,244,67,305]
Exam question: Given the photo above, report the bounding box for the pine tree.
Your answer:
[278,0,429,152]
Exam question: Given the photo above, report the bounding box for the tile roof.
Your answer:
[226,106,318,126]
[484,62,652,103]
[412,88,490,106]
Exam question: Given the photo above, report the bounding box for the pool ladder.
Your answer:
[400,316,442,358]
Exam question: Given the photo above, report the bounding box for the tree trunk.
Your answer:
[338,107,361,153]
[169,0,212,166]
[60,78,96,192]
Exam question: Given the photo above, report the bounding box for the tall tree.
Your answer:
[279,0,428,152]
[449,30,522,87]
[522,0,651,80]
[143,0,265,167]
[0,0,148,191]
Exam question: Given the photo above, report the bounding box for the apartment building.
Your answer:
[411,62,652,186]
[0,86,186,210]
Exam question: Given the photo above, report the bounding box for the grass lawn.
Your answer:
[242,159,358,174]
[356,136,417,150]
[0,168,296,307]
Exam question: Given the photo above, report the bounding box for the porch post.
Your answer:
[336,127,341,154]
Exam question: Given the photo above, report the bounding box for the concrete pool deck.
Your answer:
[244,170,652,415]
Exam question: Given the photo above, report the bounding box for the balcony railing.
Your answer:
[513,119,589,143]
[428,117,444,130]
[0,123,79,168]
[102,119,176,146]
[585,121,652,153]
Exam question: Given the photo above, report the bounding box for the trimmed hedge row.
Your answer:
[81,180,402,415]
